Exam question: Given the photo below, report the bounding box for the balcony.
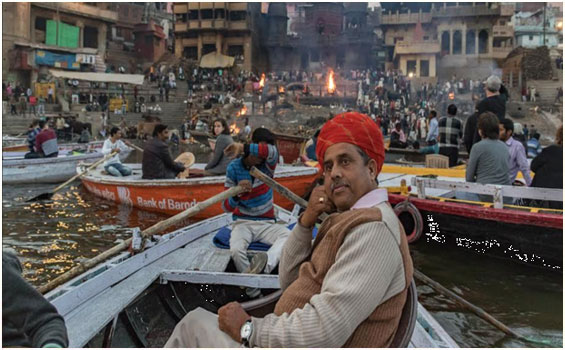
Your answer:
[174,4,187,13]
[229,3,248,11]
[381,12,432,25]
[201,20,213,29]
[491,46,512,59]
[33,2,118,22]
[394,40,440,56]
[175,23,188,32]
[432,5,500,18]
[493,25,514,38]
[229,21,249,31]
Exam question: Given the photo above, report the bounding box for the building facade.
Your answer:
[513,5,563,49]
[380,2,515,80]
[173,2,263,72]
[3,2,117,85]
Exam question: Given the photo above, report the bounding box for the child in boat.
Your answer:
[221,127,290,297]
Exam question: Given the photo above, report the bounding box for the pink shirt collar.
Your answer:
[351,188,389,210]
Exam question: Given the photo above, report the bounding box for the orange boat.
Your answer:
[79,163,319,220]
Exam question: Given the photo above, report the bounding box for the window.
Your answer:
[202,44,216,55]
[228,45,244,62]
[201,9,213,19]
[145,35,152,45]
[529,35,534,41]
[188,10,198,20]
[453,30,462,54]
[407,60,417,75]
[84,26,98,48]
[423,36,429,41]
[35,17,47,31]
[441,31,450,54]
[466,30,476,54]
[499,20,505,25]
[420,60,429,77]
[215,9,225,19]
[230,11,246,21]
[183,46,198,59]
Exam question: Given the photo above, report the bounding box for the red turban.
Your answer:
[316,112,385,172]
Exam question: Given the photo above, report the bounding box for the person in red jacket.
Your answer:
[35,120,59,158]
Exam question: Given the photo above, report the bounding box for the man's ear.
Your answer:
[367,158,378,180]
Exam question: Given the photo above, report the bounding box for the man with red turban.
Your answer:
[165,112,413,348]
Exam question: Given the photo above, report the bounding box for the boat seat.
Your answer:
[390,279,418,348]
[425,154,449,168]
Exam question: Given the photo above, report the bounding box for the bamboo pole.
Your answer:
[249,167,328,221]
[38,185,245,294]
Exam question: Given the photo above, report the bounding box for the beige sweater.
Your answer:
[250,202,407,347]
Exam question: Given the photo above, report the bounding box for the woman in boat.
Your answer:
[463,112,510,202]
[529,125,563,209]
[203,118,234,175]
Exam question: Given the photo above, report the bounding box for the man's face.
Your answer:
[159,129,169,141]
[499,124,511,141]
[322,143,378,212]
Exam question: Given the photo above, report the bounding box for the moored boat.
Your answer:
[2,152,105,184]
[79,163,319,219]
[272,132,308,164]
[2,140,104,153]
[44,209,459,348]
[385,176,563,271]
[385,146,469,164]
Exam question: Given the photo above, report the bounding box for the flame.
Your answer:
[327,69,336,94]
[259,73,265,88]
[230,122,240,135]
[279,86,285,94]
[236,105,247,117]
[448,92,455,100]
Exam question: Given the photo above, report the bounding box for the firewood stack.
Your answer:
[522,46,553,81]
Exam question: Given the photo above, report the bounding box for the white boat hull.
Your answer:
[2,153,104,184]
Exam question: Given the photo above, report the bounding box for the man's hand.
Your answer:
[218,302,251,343]
[113,147,121,153]
[300,185,335,228]
[224,143,244,158]
[238,180,252,193]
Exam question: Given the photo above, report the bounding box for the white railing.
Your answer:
[411,177,563,209]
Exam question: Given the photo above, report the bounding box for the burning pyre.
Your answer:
[236,105,247,117]
[230,122,241,135]
[327,69,336,95]
[259,73,265,89]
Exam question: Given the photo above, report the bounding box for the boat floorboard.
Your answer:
[64,231,231,348]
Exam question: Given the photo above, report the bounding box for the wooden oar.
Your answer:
[249,167,328,221]
[124,141,144,153]
[249,166,553,346]
[38,185,245,294]
[27,150,119,202]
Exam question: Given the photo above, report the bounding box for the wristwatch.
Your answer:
[240,320,253,347]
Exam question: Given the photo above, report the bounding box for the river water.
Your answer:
[2,164,562,347]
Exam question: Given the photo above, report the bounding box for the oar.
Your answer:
[27,150,119,202]
[249,167,328,221]
[37,185,245,294]
[249,166,554,347]
[124,141,144,153]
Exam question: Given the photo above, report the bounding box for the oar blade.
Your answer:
[26,192,54,202]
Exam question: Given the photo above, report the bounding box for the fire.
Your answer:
[236,105,247,117]
[279,85,285,94]
[230,122,240,135]
[327,69,336,94]
[259,73,265,89]
[448,92,455,100]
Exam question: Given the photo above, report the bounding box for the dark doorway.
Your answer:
[479,30,489,54]
[84,26,98,48]
[420,60,429,77]
[301,52,308,69]
[453,31,462,54]
[441,31,450,55]
[466,30,476,54]
[183,46,197,60]
[202,44,216,55]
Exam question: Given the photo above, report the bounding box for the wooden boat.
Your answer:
[272,132,308,164]
[2,152,105,185]
[2,140,104,154]
[385,147,469,164]
[79,163,319,219]
[2,135,26,148]
[45,209,459,348]
[384,176,563,271]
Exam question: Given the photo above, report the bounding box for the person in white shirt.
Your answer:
[102,127,133,176]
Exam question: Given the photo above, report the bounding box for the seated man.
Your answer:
[25,119,41,157]
[142,124,185,179]
[165,112,413,348]
[102,127,133,177]
[389,122,407,149]
[3,250,68,348]
[221,128,291,296]
[34,120,58,158]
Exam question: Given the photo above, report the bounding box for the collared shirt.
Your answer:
[506,137,532,186]
[426,117,439,142]
[351,189,389,210]
[438,116,463,148]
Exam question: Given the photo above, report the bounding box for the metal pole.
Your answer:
[543,2,547,46]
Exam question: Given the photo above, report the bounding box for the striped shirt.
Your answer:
[222,143,279,221]
[438,116,463,148]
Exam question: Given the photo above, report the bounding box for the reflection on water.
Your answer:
[1,179,562,348]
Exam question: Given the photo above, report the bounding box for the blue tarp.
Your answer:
[213,222,318,250]
[35,50,80,70]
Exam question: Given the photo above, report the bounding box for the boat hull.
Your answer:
[81,165,319,219]
[2,152,104,184]
[389,194,563,271]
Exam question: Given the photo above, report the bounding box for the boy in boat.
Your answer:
[2,250,68,348]
[165,112,413,348]
[221,127,290,297]
[142,124,186,179]
[102,127,134,177]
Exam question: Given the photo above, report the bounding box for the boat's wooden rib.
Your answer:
[47,208,458,348]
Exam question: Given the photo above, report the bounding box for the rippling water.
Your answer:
[2,177,562,347]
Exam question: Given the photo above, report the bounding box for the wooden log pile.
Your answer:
[522,46,553,81]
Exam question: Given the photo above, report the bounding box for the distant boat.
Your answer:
[2,140,104,154]
[45,209,460,348]
[79,163,320,220]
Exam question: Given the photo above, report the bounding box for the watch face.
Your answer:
[241,322,252,339]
